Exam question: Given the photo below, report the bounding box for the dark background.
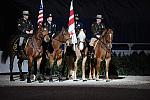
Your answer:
[0,0,150,50]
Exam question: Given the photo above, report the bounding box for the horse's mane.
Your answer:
[32,27,45,40]
[54,27,66,40]
[102,28,113,38]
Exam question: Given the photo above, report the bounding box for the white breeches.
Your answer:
[89,38,97,46]
[19,37,25,46]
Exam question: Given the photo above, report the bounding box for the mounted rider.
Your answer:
[75,13,84,36]
[17,10,33,54]
[43,13,57,53]
[89,14,106,49]
[44,13,57,39]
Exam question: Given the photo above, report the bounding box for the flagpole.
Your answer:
[68,0,77,51]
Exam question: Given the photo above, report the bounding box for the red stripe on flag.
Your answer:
[68,18,74,26]
[70,10,74,16]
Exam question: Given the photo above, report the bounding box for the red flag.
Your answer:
[37,0,43,27]
[68,0,77,50]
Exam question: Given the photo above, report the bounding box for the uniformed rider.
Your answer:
[89,14,106,48]
[17,10,33,53]
[43,13,57,53]
[75,13,84,36]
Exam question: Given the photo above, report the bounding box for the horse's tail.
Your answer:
[1,50,9,64]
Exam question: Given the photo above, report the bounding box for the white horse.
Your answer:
[71,29,88,81]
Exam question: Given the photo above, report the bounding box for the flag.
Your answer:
[68,0,77,51]
[37,0,43,27]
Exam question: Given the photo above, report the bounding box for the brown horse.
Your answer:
[25,26,49,83]
[1,26,48,83]
[89,28,113,82]
[46,27,70,81]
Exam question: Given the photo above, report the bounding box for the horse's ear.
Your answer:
[61,26,65,31]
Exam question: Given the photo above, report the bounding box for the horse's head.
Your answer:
[59,27,70,42]
[37,26,49,42]
[37,26,48,36]
[42,27,49,36]
[102,28,113,49]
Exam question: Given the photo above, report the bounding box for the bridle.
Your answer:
[53,30,70,43]
[97,29,113,53]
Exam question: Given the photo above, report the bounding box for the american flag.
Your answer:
[37,0,43,27]
[68,0,77,50]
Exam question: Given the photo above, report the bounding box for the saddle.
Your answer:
[12,36,30,59]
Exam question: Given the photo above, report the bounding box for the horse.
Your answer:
[70,29,88,81]
[64,42,76,80]
[1,26,49,83]
[89,28,113,82]
[45,27,70,82]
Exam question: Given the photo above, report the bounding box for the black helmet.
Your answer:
[48,13,52,17]
[75,13,79,18]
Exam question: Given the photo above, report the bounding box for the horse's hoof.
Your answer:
[43,76,46,81]
[96,79,100,81]
[106,79,111,82]
[49,80,53,82]
[73,79,79,81]
[83,79,87,82]
[66,77,69,80]
[39,80,43,83]
[10,78,15,81]
[20,78,25,81]
[59,78,63,82]
[49,77,53,82]
[27,78,31,83]
[27,80,31,83]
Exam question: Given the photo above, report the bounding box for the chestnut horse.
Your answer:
[46,27,70,82]
[25,27,49,83]
[89,28,113,82]
[1,26,49,83]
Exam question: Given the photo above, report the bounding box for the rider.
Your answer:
[44,13,57,39]
[74,13,87,45]
[75,13,84,36]
[89,14,106,49]
[17,10,33,54]
[43,13,57,53]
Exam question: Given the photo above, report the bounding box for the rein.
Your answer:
[96,32,112,54]
[53,38,66,43]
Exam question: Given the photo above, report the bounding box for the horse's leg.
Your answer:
[18,58,25,81]
[96,58,101,81]
[36,57,43,83]
[93,66,96,79]
[105,58,111,82]
[66,55,75,80]
[57,58,63,82]
[9,54,15,81]
[27,57,33,83]
[92,59,96,79]
[89,58,95,80]
[74,56,79,81]
[65,56,69,80]
[49,54,54,82]
[82,56,87,81]
[89,60,92,80]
